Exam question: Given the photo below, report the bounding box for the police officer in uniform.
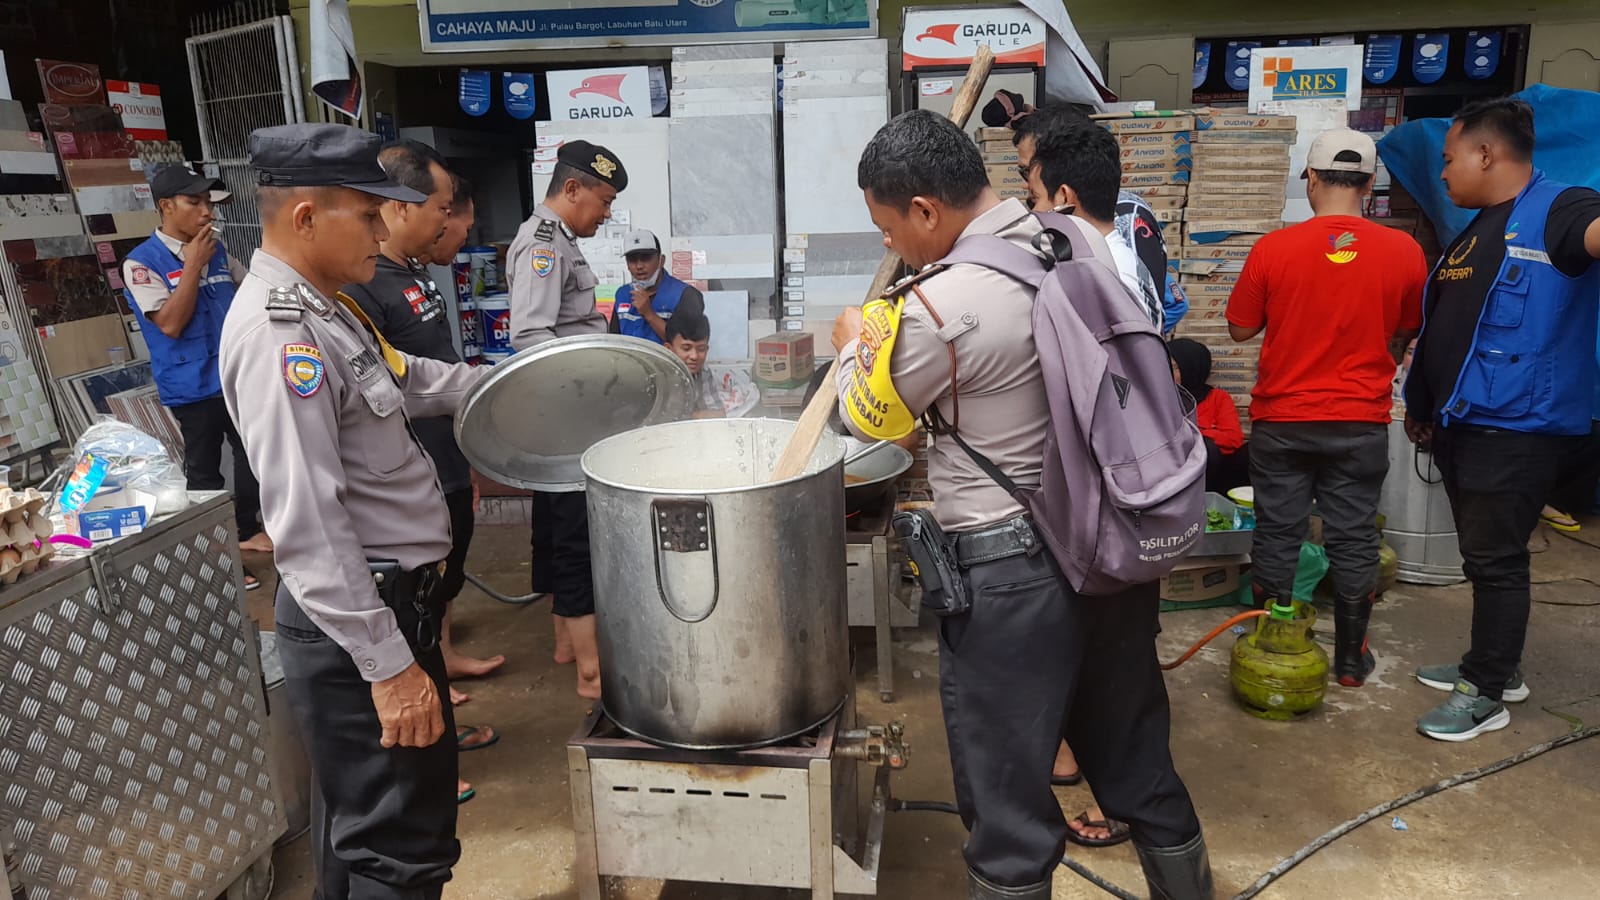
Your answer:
[833,111,1212,900]
[220,123,486,900]
[505,139,627,699]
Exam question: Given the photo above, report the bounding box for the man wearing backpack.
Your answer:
[1226,129,1427,688]
[832,110,1211,900]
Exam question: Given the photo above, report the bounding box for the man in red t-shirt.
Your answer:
[1227,129,1427,687]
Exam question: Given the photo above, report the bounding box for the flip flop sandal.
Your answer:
[1065,812,1132,848]
[1542,512,1581,533]
[243,569,261,591]
[457,724,500,752]
[457,786,475,805]
[1051,770,1084,787]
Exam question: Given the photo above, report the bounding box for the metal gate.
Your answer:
[185,6,305,264]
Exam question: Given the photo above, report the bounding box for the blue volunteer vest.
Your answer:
[123,232,237,407]
[614,274,688,343]
[1412,171,1600,435]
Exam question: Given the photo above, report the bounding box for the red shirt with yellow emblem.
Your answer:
[1227,215,1427,423]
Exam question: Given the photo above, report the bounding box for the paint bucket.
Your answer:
[452,252,472,304]
[467,246,497,295]
[478,292,513,358]
[480,348,514,365]
[459,295,480,363]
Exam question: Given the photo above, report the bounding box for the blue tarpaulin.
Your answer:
[1376,83,1600,245]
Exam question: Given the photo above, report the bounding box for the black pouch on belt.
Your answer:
[368,559,443,653]
[892,509,971,617]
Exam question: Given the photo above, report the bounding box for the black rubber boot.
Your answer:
[968,868,1051,900]
[1334,592,1377,687]
[1135,832,1215,900]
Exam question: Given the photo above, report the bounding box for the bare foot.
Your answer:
[238,533,274,553]
[1053,740,1080,780]
[553,612,576,665]
[1068,806,1117,843]
[567,614,602,699]
[450,686,470,706]
[444,650,506,681]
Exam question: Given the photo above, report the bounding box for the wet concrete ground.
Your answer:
[253,523,1600,899]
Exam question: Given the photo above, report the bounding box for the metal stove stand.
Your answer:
[845,499,918,702]
[568,689,906,898]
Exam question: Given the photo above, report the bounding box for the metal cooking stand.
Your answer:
[845,499,918,702]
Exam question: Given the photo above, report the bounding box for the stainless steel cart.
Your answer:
[0,493,285,899]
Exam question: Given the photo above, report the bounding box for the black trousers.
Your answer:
[274,585,460,900]
[530,490,594,617]
[436,488,476,605]
[1249,421,1389,601]
[170,396,263,540]
[1431,425,1590,700]
[938,551,1201,887]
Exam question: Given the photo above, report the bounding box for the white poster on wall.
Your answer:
[545,66,652,121]
[1246,45,1362,113]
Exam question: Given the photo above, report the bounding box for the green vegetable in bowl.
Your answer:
[1205,508,1232,532]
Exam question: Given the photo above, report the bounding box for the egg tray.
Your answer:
[0,487,55,586]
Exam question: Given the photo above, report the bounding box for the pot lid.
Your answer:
[455,334,695,491]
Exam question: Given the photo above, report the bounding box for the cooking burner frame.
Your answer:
[844,493,918,701]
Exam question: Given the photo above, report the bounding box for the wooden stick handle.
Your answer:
[770,46,998,482]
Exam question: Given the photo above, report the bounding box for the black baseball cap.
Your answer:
[555,139,628,192]
[248,123,425,202]
[150,164,229,202]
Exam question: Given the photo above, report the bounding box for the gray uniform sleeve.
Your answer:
[834,312,953,442]
[221,316,415,683]
[507,230,565,351]
[400,352,487,420]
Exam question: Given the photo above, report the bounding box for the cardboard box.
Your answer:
[1128,184,1190,199]
[1115,130,1193,147]
[986,163,1028,195]
[1099,114,1196,133]
[1195,111,1298,131]
[981,147,1021,165]
[76,506,148,541]
[754,332,814,387]
[1121,143,1193,164]
[1184,217,1283,234]
[1160,561,1242,603]
[975,127,1015,142]
[1122,170,1190,187]
[1194,129,1299,144]
[1124,158,1195,174]
[1183,244,1256,261]
[1143,196,1187,210]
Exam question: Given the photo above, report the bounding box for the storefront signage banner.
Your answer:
[900,6,1046,71]
[1247,45,1362,112]
[105,80,166,140]
[420,0,876,52]
[546,67,651,121]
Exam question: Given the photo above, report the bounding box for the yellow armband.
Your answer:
[843,295,918,441]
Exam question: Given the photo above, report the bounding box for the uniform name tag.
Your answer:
[1507,246,1551,265]
[350,347,382,381]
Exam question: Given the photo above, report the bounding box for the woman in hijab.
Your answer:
[1169,338,1247,491]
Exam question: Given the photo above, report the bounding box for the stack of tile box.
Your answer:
[1098,114,1194,271]
[1179,110,1297,417]
[976,126,1027,200]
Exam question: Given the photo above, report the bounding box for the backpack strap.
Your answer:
[907,283,961,433]
[938,234,1053,289]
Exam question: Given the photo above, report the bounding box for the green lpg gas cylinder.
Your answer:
[1230,601,1328,720]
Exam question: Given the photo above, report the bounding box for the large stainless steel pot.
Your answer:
[582,418,850,749]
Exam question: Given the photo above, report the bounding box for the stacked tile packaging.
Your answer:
[975,126,1027,201]
[1177,110,1296,424]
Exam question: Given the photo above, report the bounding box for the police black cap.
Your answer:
[248,123,426,202]
[556,140,628,192]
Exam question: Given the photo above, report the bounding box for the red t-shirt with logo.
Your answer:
[1226,215,1427,423]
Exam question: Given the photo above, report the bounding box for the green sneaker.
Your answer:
[1415,663,1529,702]
[1417,680,1510,742]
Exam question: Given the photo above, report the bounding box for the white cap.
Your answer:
[622,229,660,257]
[1301,128,1377,179]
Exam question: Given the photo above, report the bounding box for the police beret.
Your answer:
[248,123,425,202]
[556,140,628,192]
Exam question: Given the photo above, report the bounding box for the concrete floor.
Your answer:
[251,523,1600,900]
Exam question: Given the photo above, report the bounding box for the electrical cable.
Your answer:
[462,572,546,606]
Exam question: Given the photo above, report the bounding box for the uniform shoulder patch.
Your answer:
[533,219,556,242]
[282,343,325,397]
[266,286,303,322]
[129,264,151,286]
[531,247,557,278]
[882,264,948,301]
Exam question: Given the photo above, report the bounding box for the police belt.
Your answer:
[950,514,1041,567]
[368,560,444,653]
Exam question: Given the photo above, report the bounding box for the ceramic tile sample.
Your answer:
[702,290,749,362]
[0,357,60,457]
[781,40,887,237]
[669,44,777,240]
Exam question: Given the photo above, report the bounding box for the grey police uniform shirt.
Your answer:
[834,199,1118,533]
[220,250,486,683]
[505,203,608,350]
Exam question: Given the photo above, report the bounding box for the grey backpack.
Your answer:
[937,211,1206,596]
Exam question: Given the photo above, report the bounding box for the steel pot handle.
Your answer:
[650,497,719,623]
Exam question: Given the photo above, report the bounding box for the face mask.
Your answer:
[633,267,661,291]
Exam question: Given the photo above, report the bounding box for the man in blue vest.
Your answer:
[122,164,271,582]
[1405,97,1600,742]
[608,229,704,343]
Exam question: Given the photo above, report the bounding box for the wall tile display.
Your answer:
[38,103,158,241]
